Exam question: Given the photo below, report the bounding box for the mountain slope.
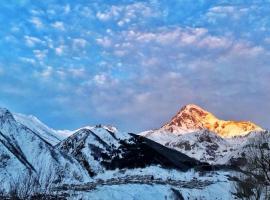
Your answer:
[0,107,90,190]
[162,104,263,137]
[13,113,63,145]
[142,129,230,164]
[0,134,30,191]
[13,113,74,145]
[57,126,124,176]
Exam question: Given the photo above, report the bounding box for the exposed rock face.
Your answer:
[162,104,263,138]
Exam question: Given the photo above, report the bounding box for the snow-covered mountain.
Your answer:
[14,113,62,145]
[57,126,125,176]
[0,108,89,191]
[13,113,73,145]
[161,104,263,137]
[141,104,267,165]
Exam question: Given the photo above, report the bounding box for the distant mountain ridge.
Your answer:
[161,104,263,138]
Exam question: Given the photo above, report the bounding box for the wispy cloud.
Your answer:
[51,21,65,31]
[24,35,45,47]
[29,17,43,29]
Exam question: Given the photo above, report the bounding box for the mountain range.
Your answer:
[0,104,268,200]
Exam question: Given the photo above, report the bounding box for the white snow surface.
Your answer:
[14,113,64,145]
[0,108,90,191]
[140,128,269,164]
[68,183,232,200]
[67,166,234,200]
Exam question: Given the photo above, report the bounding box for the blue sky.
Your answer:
[0,0,270,132]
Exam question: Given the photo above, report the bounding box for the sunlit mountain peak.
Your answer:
[162,104,263,138]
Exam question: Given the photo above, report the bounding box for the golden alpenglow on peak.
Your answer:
[162,104,263,138]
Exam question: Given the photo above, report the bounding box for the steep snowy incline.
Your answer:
[57,126,123,177]
[0,107,90,188]
[13,113,63,145]
[0,135,30,191]
[13,112,77,145]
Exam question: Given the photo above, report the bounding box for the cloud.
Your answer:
[24,36,45,47]
[68,67,86,78]
[95,26,235,69]
[19,57,36,64]
[64,4,71,14]
[40,66,53,79]
[33,49,48,60]
[51,21,65,31]
[55,45,65,56]
[93,74,107,85]
[96,2,160,27]
[96,6,121,21]
[96,37,112,48]
[206,5,247,22]
[29,17,43,29]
